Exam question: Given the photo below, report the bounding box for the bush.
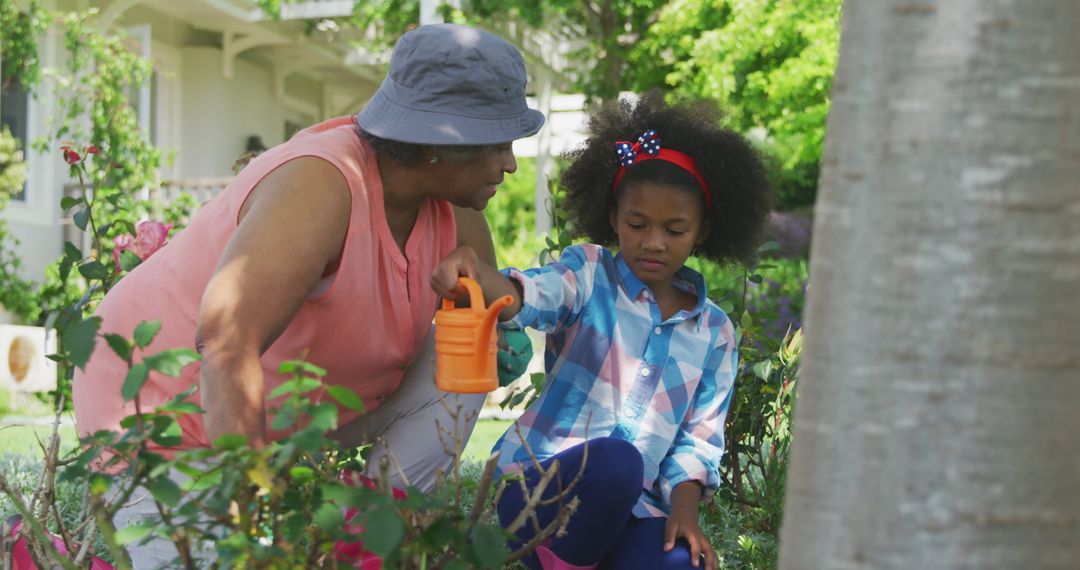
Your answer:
[0,127,40,324]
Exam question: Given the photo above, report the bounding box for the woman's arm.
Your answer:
[430,246,523,321]
[196,157,351,446]
[453,205,497,266]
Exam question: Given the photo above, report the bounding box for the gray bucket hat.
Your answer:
[356,24,546,145]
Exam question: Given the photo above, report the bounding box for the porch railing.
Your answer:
[61,177,231,250]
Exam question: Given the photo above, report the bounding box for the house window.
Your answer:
[0,75,30,202]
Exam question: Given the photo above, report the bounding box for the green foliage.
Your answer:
[687,246,804,535]
[628,0,842,209]
[0,127,40,322]
[0,0,49,89]
[460,0,672,101]
[254,0,840,208]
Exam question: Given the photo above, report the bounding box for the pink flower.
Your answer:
[112,220,172,270]
[334,470,407,568]
[8,515,113,569]
[61,145,82,165]
[85,144,99,155]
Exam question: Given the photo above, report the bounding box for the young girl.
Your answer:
[432,93,771,570]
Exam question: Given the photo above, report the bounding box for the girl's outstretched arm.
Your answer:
[431,245,523,321]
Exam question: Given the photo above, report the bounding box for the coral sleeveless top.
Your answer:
[73,116,458,450]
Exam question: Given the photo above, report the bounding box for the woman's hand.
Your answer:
[666,482,718,570]
[431,246,480,301]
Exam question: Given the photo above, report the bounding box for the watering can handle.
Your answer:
[441,276,486,312]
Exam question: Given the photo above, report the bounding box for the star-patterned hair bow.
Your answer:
[612,128,712,209]
[615,129,661,167]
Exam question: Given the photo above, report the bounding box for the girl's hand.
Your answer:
[664,513,717,570]
[666,482,718,570]
[431,246,479,301]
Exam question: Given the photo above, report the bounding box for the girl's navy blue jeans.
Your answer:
[497,437,698,569]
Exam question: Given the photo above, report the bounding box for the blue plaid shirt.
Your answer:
[493,244,737,517]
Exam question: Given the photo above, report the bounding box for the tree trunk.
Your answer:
[779,1,1080,568]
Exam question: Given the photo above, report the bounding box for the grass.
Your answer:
[463,418,512,463]
[0,424,78,456]
[0,418,510,458]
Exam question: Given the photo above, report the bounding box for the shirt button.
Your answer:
[397,363,407,370]
[623,408,635,418]
[641,367,650,378]
[376,395,385,401]
[654,326,662,335]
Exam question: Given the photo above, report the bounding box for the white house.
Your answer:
[2,0,385,285]
[1,0,586,288]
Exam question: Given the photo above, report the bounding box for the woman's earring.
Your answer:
[429,156,440,164]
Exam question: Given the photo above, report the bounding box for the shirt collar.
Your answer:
[614,253,709,319]
[615,252,647,300]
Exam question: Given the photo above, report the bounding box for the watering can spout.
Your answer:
[475,294,514,365]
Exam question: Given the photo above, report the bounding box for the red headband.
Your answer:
[612,129,711,209]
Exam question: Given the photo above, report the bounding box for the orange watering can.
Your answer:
[434,277,514,393]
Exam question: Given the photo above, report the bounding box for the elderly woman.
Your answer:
[73,24,543,490]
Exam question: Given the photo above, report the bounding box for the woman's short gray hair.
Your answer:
[357,126,493,165]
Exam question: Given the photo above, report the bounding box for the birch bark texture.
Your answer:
[778,1,1080,568]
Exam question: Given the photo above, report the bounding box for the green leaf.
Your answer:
[308,402,338,432]
[470,524,509,569]
[60,196,83,210]
[270,405,297,431]
[283,512,307,543]
[419,517,459,548]
[121,363,149,401]
[88,473,112,496]
[73,206,90,231]
[268,377,322,400]
[78,260,110,280]
[157,401,203,415]
[752,361,773,380]
[361,508,405,558]
[313,502,344,533]
[59,255,74,282]
[288,466,315,483]
[144,348,200,377]
[119,250,142,272]
[182,468,222,492]
[103,333,132,361]
[289,425,326,452]
[64,241,82,261]
[115,522,155,545]
[150,416,183,447]
[277,360,327,377]
[146,476,182,507]
[758,241,782,253]
[741,310,753,331]
[748,273,764,285]
[326,385,365,412]
[212,433,249,450]
[320,482,359,506]
[133,320,162,348]
[62,316,101,370]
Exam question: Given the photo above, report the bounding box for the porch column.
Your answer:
[533,69,554,236]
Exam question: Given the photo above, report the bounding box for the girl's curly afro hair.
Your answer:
[560,91,773,266]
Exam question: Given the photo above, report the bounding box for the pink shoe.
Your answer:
[534,543,598,570]
[7,515,113,570]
